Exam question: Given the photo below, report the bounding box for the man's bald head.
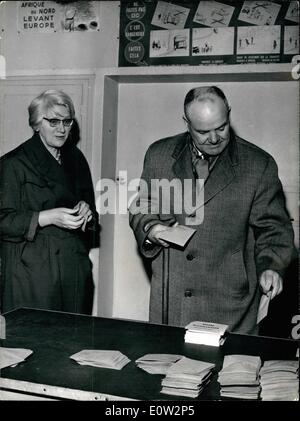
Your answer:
[184,86,230,120]
[183,86,231,156]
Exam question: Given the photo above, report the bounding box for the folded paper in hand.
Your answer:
[257,292,271,324]
[158,225,196,247]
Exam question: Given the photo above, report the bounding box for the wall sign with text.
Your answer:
[17,1,100,33]
[118,0,299,67]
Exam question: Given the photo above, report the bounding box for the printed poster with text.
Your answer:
[118,0,299,67]
[17,1,100,33]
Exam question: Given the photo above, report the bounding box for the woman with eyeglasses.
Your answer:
[0,90,99,314]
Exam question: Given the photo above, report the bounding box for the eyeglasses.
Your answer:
[43,117,73,128]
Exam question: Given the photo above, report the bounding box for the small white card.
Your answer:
[257,292,271,324]
[158,225,196,247]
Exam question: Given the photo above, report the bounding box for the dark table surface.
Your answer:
[0,308,298,401]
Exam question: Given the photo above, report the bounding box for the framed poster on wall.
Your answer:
[118,0,299,67]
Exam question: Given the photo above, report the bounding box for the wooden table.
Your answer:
[0,308,298,400]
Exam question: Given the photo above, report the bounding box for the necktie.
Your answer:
[194,155,209,182]
[189,137,210,182]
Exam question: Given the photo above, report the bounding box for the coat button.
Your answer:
[186,254,194,261]
[184,289,192,297]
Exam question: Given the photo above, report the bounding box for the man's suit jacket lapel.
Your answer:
[172,133,194,181]
[203,138,237,205]
[172,133,199,217]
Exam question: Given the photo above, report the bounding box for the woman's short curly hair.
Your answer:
[28,89,75,130]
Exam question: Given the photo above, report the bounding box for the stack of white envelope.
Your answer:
[218,354,261,399]
[260,360,299,401]
[160,356,215,398]
[135,354,183,375]
[184,321,228,346]
[0,347,33,369]
[70,350,130,370]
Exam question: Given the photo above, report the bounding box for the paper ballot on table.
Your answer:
[260,360,299,401]
[0,347,33,369]
[257,292,271,324]
[160,357,215,398]
[166,356,215,377]
[218,354,262,399]
[158,225,196,247]
[135,354,183,374]
[221,354,261,374]
[70,350,130,370]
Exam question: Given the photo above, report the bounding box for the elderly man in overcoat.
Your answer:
[129,86,295,334]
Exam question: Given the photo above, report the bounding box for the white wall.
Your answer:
[0,1,119,72]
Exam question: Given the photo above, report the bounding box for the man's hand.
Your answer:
[147,224,173,248]
[259,269,283,299]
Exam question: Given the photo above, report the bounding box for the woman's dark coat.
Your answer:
[0,133,99,314]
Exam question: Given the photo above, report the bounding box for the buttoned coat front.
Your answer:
[0,133,99,314]
[129,131,295,334]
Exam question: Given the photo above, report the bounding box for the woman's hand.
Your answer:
[38,208,85,230]
[73,201,93,231]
